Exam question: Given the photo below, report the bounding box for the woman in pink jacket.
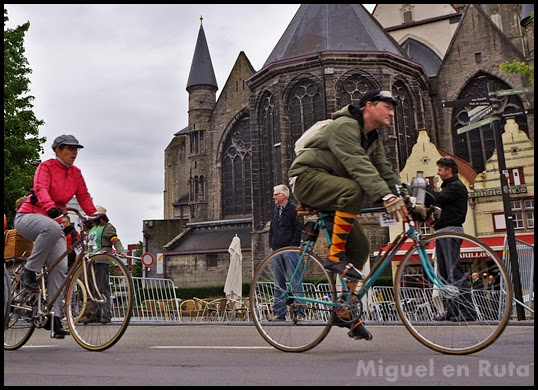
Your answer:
[14,134,98,338]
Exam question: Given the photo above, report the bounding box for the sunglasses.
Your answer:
[377,91,393,99]
[368,91,397,106]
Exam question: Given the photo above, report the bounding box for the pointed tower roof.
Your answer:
[186,17,218,90]
[263,4,407,68]
[521,4,534,26]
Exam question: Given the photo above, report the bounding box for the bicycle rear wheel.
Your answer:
[394,232,512,355]
[250,246,336,352]
[65,253,134,351]
[4,259,35,350]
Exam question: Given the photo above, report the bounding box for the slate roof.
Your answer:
[521,4,534,24]
[263,3,407,69]
[401,38,442,77]
[165,219,252,254]
[186,23,218,89]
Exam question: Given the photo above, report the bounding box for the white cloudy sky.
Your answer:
[5,4,374,246]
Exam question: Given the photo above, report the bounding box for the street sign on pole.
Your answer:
[467,105,487,115]
[500,109,531,118]
[457,116,497,134]
[495,86,534,97]
[468,105,493,124]
[443,80,530,320]
[141,252,154,267]
[441,96,490,108]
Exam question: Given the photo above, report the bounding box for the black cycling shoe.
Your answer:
[21,269,39,292]
[348,321,373,341]
[324,259,364,280]
[44,316,70,339]
[434,312,453,321]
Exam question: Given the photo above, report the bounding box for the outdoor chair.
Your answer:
[179,299,205,322]
[226,299,249,321]
[206,298,228,321]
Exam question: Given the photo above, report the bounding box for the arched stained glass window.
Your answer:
[338,74,375,109]
[392,82,416,171]
[222,116,252,218]
[452,74,528,172]
[288,78,325,146]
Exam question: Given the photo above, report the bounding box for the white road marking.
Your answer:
[150,346,273,349]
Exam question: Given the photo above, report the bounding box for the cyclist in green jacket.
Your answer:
[289,90,409,340]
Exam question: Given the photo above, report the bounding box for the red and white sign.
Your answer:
[377,234,534,262]
[141,252,154,267]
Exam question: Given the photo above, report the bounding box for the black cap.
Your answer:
[359,90,397,108]
[51,134,84,150]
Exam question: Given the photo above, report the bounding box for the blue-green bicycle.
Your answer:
[249,189,512,354]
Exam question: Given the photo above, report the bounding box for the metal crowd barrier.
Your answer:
[502,237,534,319]
[115,272,533,324]
[129,276,181,322]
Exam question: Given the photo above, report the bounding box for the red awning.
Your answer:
[376,233,534,262]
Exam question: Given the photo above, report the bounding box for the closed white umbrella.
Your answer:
[224,235,243,303]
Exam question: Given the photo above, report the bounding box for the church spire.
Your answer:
[186,18,218,90]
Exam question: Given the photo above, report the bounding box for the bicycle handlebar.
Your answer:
[62,207,101,228]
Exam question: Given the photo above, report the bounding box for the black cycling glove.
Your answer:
[47,207,62,219]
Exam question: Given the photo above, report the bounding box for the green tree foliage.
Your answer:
[4,8,46,227]
[131,241,144,277]
[500,61,534,86]
[499,11,534,86]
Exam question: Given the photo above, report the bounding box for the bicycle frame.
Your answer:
[280,209,449,311]
[11,209,107,318]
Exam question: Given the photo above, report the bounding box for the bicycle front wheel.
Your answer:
[65,253,134,351]
[394,232,512,355]
[250,246,336,352]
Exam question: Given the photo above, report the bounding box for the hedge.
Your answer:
[134,277,394,304]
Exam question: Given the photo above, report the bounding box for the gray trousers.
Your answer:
[293,171,370,269]
[14,212,68,317]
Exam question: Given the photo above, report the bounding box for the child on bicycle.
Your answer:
[288,90,409,340]
[14,134,98,338]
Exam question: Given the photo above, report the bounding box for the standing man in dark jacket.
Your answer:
[268,184,305,321]
[426,157,475,322]
[470,272,484,291]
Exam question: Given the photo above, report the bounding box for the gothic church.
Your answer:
[145,4,534,287]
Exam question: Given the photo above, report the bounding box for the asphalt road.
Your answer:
[4,322,534,386]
